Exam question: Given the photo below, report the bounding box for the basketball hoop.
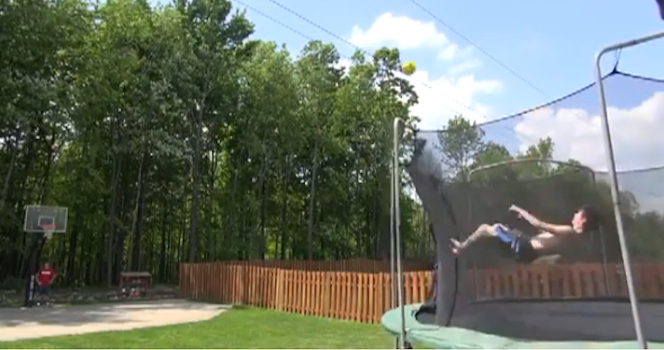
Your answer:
[23,205,68,241]
[41,224,55,240]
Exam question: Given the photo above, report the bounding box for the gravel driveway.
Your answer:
[0,299,228,342]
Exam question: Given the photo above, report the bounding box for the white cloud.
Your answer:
[437,44,474,62]
[349,13,448,50]
[437,44,458,61]
[333,57,352,74]
[448,59,483,76]
[514,92,664,172]
[349,13,474,63]
[403,70,501,129]
[348,13,502,130]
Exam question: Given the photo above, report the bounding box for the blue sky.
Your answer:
[159,0,663,211]
[233,0,664,117]
[224,0,664,173]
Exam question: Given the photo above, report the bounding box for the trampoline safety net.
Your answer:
[396,71,664,345]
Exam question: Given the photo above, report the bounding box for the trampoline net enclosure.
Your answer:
[466,159,605,265]
[399,71,664,343]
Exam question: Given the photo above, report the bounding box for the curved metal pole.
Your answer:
[467,157,595,180]
[392,117,406,349]
[593,31,664,349]
[463,177,480,301]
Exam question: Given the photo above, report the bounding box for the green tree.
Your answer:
[438,115,485,180]
[7,0,661,290]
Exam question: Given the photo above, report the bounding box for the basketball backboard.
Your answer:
[24,205,68,233]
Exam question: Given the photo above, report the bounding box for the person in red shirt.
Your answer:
[35,262,57,304]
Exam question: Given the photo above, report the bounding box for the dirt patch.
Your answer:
[0,299,228,341]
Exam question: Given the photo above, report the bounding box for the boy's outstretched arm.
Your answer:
[509,205,574,235]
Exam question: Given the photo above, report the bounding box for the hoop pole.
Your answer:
[593,31,664,349]
[392,117,406,348]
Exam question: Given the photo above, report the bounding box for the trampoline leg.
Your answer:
[392,117,406,349]
[390,140,397,349]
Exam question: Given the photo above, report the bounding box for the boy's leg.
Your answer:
[43,286,51,302]
[34,285,43,304]
[451,223,506,254]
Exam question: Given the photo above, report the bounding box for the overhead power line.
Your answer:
[232,0,542,148]
[407,0,548,97]
[230,0,467,117]
[263,0,490,120]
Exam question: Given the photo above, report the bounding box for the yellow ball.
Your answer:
[401,61,416,75]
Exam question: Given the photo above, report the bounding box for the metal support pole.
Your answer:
[392,118,406,349]
[389,128,397,349]
[464,179,479,301]
[594,30,664,349]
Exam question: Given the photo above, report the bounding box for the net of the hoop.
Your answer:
[41,224,55,240]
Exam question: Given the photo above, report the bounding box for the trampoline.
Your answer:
[383,31,664,349]
[383,304,664,349]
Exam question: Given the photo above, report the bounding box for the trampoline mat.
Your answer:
[382,304,664,349]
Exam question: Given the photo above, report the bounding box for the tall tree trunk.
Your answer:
[206,149,217,260]
[115,164,131,280]
[165,216,172,281]
[178,168,188,263]
[279,159,288,260]
[57,230,67,271]
[307,138,319,260]
[130,150,149,271]
[255,144,269,259]
[377,175,391,260]
[66,213,80,285]
[148,218,154,273]
[230,168,239,258]
[0,131,20,210]
[189,127,201,262]
[259,179,267,259]
[15,130,37,278]
[63,144,88,285]
[97,223,105,286]
[37,131,59,204]
[106,154,121,287]
[159,195,167,282]
[107,116,121,287]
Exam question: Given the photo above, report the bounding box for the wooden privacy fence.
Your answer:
[188,259,433,272]
[179,261,664,324]
[179,261,432,324]
[471,262,664,300]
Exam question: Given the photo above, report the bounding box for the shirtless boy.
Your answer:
[450,204,599,263]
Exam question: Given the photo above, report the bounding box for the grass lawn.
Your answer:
[0,306,395,349]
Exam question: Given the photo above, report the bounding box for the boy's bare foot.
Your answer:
[450,238,464,255]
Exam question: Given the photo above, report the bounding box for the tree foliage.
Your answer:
[1,0,661,289]
[0,0,428,287]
